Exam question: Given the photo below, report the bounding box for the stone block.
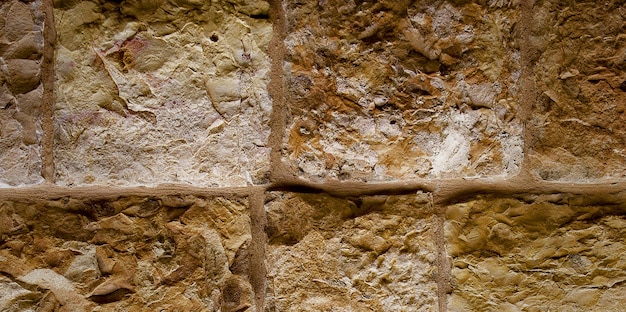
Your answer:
[54,0,272,186]
[265,192,438,311]
[445,196,626,311]
[0,195,255,311]
[528,0,626,181]
[0,0,44,186]
[282,0,524,182]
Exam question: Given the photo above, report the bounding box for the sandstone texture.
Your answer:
[3,0,626,311]
[446,195,626,311]
[529,0,626,181]
[0,0,44,186]
[0,195,255,311]
[282,0,524,182]
[54,0,272,186]
[265,192,438,311]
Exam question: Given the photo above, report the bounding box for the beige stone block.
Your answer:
[282,0,524,182]
[529,1,626,181]
[265,192,438,311]
[0,195,255,311]
[445,196,626,311]
[0,0,44,186]
[54,1,272,186]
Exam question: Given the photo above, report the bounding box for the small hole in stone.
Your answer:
[210,34,219,42]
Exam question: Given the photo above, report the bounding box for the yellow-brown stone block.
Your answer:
[282,0,524,182]
[0,195,254,311]
[265,192,438,311]
[445,196,626,311]
[529,0,626,181]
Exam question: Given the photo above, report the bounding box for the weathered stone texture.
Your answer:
[0,0,44,186]
[0,195,255,311]
[54,0,272,186]
[265,192,438,311]
[282,0,524,182]
[446,196,626,311]
[529,0,626,181]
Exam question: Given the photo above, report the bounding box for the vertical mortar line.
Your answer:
[517,0,538,178]
[433,195,450,312]
[267,0,289,182]
[249,187,268,311]
[41,0,56,183]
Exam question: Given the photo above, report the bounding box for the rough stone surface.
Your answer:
[445,195,626,311]
[54,0,272,186]
[0,195,255,311]
[529,0,626,181]
[0,0,44,186]
[265,192,438,311]
[3,0,626,311]
[282,0,524,182]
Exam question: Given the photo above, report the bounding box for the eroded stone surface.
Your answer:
[529,0,626,181]
[0,195,255,311]
[282,0,523,182]
[265,192,438,311]
[0,0,44,186]
[445,195,626,311]
[54,0,272,186]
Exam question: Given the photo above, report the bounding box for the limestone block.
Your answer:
[282,0,523,182]
[54,0,272,186]
[0,195,255,311]
[529,1,626,181]
[0,0,44,186]
[445,196,626,311]
[265,192,438,311]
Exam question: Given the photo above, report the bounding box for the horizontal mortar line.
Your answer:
[0,184,267,201]
[268,177,436,196]
[268,175,626,202]
[435,175,626,205]
[1,177,624,203]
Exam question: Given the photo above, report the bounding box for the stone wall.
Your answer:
[1,0,625,311]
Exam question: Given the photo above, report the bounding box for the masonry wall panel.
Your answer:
[0,0,625,311]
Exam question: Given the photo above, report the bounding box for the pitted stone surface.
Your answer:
[0,0,44,186]
[445,196,626,311]
[54,0,272,186]
[528,0,626,181]
[281,0,524,182]
[0,195,255,311]
[265,192,438,311]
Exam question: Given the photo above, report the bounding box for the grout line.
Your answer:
[0,184,260,201]
[517,0,539,177]
[268,175,626,204]
[249,188,268,311]
[267,0,290,182]
[2,176,626,203]
[41,0,56,183]
[435,176,626,205]
[268,177,436,196]
[434,202,450,312]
